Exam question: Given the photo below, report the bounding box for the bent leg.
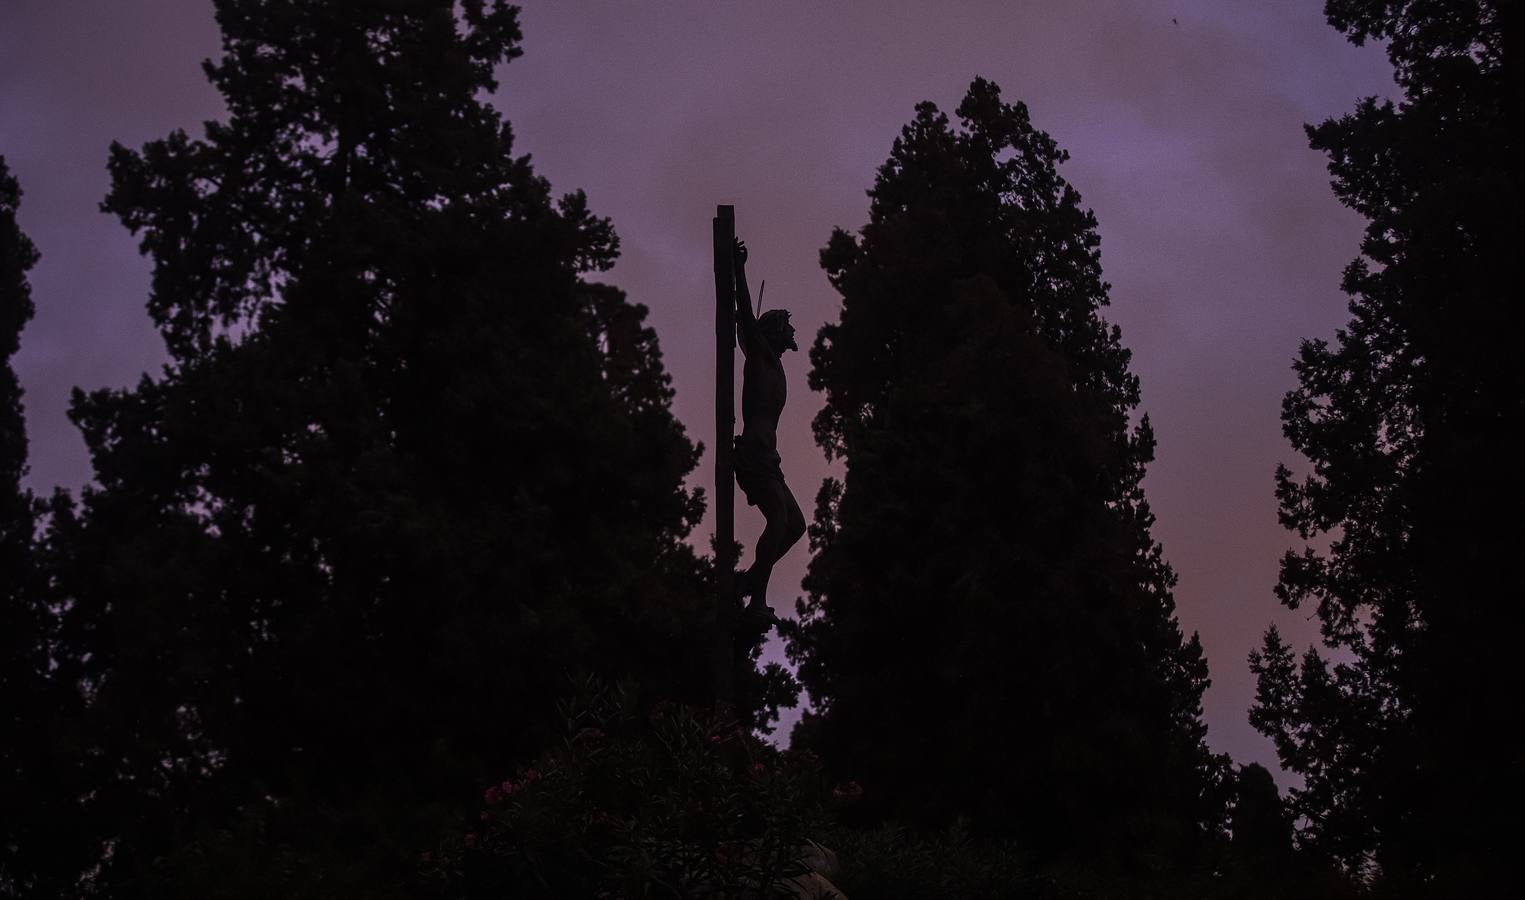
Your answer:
[742,478,806,606]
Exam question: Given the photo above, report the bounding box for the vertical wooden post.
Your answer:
[712,205,736,704]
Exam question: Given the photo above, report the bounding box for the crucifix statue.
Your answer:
[729,236,805,626]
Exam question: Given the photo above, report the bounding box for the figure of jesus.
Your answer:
[731,238,805,624]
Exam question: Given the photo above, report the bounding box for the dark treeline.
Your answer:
[1249,0,1516,895]
[2,1,783,894]
[781,78,1224,861]
[1,0,1509,896]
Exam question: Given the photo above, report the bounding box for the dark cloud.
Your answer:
[0,0,1393,778]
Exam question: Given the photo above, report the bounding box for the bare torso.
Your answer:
[727,236,805,618]
[740,351,786,452]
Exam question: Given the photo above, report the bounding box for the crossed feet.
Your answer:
[735,570,781,633]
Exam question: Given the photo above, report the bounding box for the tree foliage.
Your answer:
[34,2,768,893]
[421,678,837,898]
[783,78,1224,862]
[0,159,39,751]
[2,156,66,896]
[0,159,34,536]
[1250,0,1516,890]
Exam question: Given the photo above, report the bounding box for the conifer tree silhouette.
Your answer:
[38,3,771,893]
[1250,1,1516,891]
[784,79,1226,863]
[1,155,81,897]
[0,160,39,790]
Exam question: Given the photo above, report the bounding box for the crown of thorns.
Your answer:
[758,309,792,334]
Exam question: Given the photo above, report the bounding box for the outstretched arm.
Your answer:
[733,239,765,357]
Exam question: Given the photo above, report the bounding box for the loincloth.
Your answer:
[732,435,785,507]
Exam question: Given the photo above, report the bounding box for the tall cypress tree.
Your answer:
[784,79,1223,860]
[0,156,54,896]
[0,159,39,763]
[0,159,34,599]
[45,2,742,893]
[1250,1,1516,891]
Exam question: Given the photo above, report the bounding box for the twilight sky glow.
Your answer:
[0,1,1395,777]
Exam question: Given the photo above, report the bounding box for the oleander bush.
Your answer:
[818,820,1060,899]
[419,678,851,898]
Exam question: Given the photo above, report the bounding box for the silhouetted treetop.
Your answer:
[1,154,47,897]
[2,156,98,897]
[787,78,1224,864]
[0,157,38,693]
[104,0,614,362]
[0,157,35,494]
[811,77,1137,464]
[44,2,740,893]
[1253,0,1516,890]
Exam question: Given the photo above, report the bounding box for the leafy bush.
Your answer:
[819,821,1062,900]
[419,678,847,898]
[818,820,1341,900]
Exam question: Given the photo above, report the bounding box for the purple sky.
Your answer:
[1,1,1394,778]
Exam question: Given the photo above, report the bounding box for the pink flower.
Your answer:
[479,811,490,822]
[748,761,768,780]
[500,779,516,795]
[483,784,502,805]
[463,833,477,849]
[521,767,541,783]
[715,840,742,865]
